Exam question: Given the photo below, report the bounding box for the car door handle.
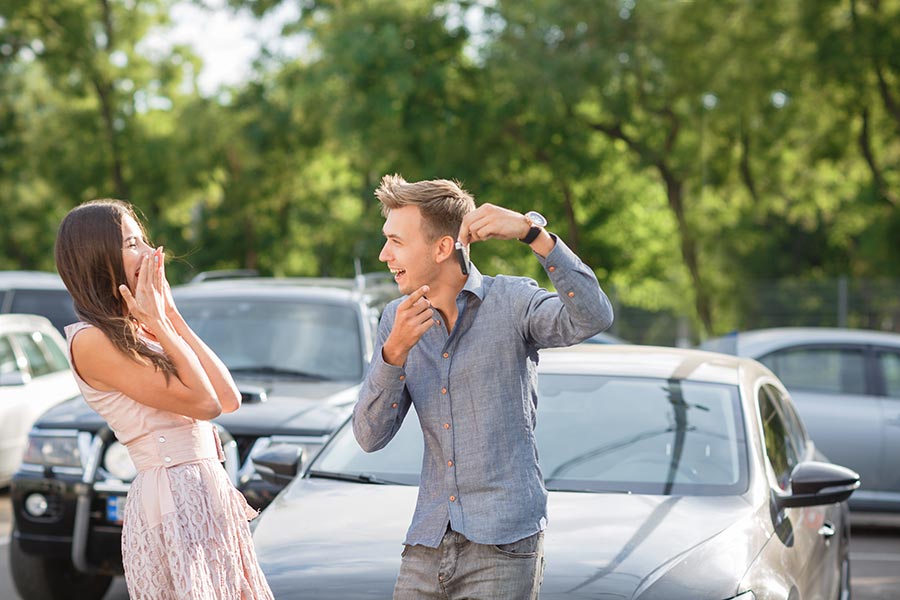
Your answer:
[818,522,836,538]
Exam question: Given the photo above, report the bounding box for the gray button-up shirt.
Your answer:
[353,237,614,548]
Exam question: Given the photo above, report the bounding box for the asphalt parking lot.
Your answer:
[0,489,898,599]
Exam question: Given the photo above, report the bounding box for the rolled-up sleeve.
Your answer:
[353,303,413,452]
[523,235,614,348]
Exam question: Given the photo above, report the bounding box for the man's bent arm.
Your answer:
[353,307,413,452]
[524,235,614,348]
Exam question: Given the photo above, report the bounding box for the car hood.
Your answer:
[33,378,360,436]
[253,479,768,599]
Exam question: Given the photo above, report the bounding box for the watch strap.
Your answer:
[519,226,542,244]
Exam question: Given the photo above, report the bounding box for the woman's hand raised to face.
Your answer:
[119,248,169,328]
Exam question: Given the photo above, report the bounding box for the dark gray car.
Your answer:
[702,327,900,513]
[251,345,858,599]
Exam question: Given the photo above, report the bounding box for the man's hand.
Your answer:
[458,203,555,257]
[382,285,436,367]
[458,204,530,246]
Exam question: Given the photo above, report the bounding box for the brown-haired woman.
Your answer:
[55,199,273,599]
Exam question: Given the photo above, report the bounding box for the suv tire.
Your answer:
[10,525,112,600]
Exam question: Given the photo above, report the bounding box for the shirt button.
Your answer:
[442,352,449,359]
[548,266,556,273]
[391,402,398,409]
[567,291,575,298]
[164,456,172,463]
[447,460,453,467]
[443,423,450,429]
[449,495,456,502]
[441,387,447,394]
[399,375,405,381]
[158,436,166,443]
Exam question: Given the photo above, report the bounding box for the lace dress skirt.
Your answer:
[121,458,273,600]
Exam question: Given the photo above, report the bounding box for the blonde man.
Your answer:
[354,174,614,599]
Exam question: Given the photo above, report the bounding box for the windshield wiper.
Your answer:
[308,469,409,485]
[544,484,633,494]
[229,366,331,380]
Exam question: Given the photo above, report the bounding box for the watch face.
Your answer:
[525,211,548,228]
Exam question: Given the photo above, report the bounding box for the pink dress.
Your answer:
[65,322,274,600]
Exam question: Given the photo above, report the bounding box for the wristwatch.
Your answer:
[519,211,548,244]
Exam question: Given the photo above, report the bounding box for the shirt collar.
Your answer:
[459,263,486,301]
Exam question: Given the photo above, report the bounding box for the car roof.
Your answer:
[173,278,373,304]
[703,327,900,357]
[539,345,754,385]
[0,270,67,290]
[0,313,61,335]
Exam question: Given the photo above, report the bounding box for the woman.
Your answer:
[55,199,273,599]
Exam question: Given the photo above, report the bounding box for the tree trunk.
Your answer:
[658,163,714,336]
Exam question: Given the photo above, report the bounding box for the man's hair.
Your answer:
[375,174,476,242]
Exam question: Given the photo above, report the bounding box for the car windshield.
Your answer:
[313,374,749,495]
[178,299,364,382]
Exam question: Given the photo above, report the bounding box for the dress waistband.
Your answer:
[126,421,225,472]
[124,422,226,529]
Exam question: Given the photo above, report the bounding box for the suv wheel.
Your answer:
[10,526,112,600]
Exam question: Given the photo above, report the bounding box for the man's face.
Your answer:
[379,206,440,296]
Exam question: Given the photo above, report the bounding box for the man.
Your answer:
[353,174,614,599]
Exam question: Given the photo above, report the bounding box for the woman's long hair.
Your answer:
[55,199,176,379]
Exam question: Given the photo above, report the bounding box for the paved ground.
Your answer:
[1,489,898,599]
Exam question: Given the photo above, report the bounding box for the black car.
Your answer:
[0,271,77,335]
[9,275,397,600]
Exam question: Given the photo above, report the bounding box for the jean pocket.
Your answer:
[492,532,542,558]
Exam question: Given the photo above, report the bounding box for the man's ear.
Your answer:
[434,235,456,264]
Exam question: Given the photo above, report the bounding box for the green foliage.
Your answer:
[1,0,898,341]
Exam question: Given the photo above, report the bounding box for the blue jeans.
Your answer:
[393,528,545,600]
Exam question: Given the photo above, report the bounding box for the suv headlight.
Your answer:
[103,441,137,481]
[22,431,82,469]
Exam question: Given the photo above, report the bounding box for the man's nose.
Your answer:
[378,243,390,263]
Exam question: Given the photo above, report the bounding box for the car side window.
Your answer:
[764,385,807,458]
[758,387,800,490]
[879,351,900,399]
[760,347,866,395]
[38,332,70,372]
[11,332,54,377]
[0,335,20,374]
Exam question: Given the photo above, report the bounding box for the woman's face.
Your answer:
[121,213,153,292]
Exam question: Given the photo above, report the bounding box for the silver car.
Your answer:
[0,314,80,486]
[702,327,900,513]
[251,345,858,599]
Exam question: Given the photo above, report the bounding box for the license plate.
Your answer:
[106,496,124,524]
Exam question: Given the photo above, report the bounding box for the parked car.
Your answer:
[250,345,858,599]
[9,275,398,600]
[0,271,77,335]
[0,314,81,487]
[701,327,900,513]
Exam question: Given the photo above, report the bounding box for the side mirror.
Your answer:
[776,461,860,509]
[239,385,268,404]
[253,445,304,488]
[0,371,30,386]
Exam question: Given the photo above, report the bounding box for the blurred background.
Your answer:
[1,0,898,345]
